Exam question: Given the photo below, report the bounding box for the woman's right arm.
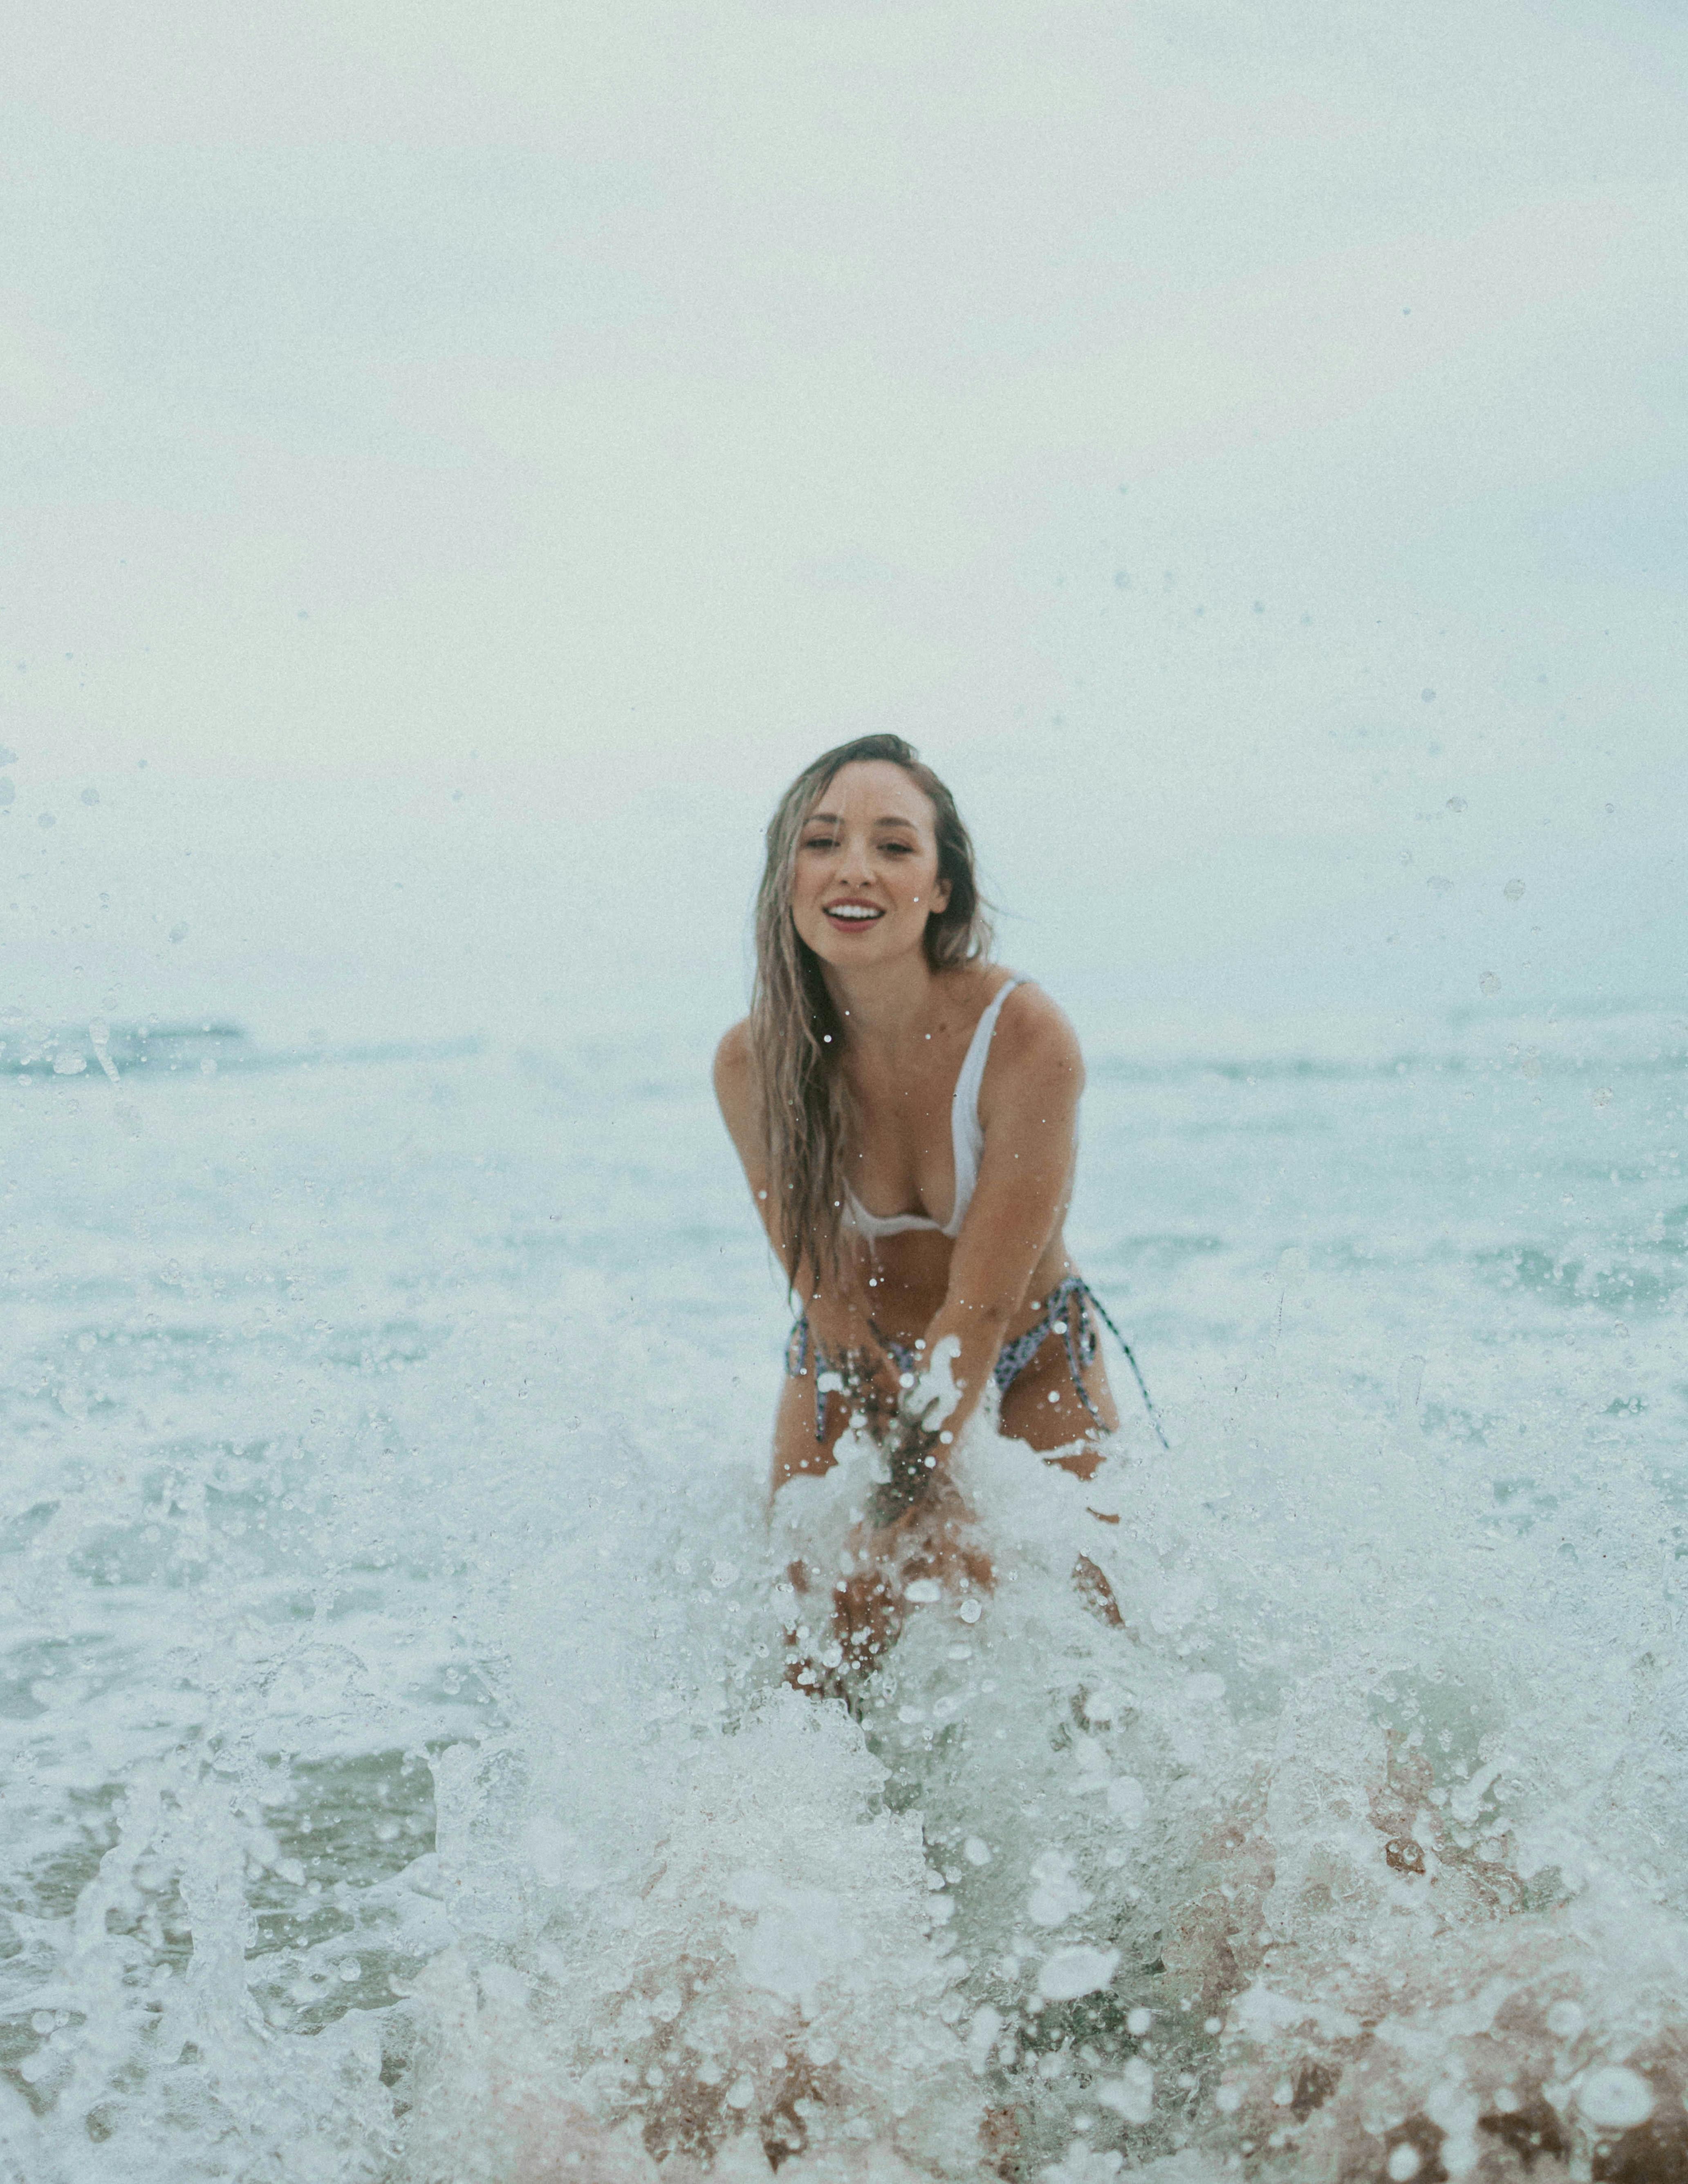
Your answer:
[713,1020,783,1254]
[713,1021,863,1366]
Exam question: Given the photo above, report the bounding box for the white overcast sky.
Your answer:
[4,0,1686,1046]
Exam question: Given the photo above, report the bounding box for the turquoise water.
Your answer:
[2,1001,1685,2182]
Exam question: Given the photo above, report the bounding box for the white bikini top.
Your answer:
[845,978,1025,1243]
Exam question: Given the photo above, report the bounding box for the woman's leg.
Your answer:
[995,1295,1120,1463]
[771,1360,899,1687]
[996,1302,1125,1624]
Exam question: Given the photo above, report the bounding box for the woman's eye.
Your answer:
[879,840,913,855]
[801,836,839,851]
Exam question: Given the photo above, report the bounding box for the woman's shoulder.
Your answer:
[713,1019,763,1161]
[713,1017,754,1101]
[982,973,1084,1088]
[968,966,1075,1040]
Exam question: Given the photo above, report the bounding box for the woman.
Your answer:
[714,734,1129,1664]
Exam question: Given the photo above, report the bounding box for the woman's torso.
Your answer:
[812,966,1076,1353]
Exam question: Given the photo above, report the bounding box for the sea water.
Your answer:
[2,1001,1686,2183]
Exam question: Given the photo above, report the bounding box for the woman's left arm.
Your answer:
[871,990,1084,1519]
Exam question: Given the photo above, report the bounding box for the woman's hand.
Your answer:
[784,1341,991,1693]
[863,1413,948,1529]
[827,1415,993,1678]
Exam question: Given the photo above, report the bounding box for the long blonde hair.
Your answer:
[750,734,993,1290]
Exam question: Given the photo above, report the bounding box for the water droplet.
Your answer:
[1577,2065,1652,2130]
[1036,1943,1119,2000]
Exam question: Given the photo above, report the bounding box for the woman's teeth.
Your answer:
[827,905,883,921]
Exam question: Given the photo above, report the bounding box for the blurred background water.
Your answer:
[3,996,1684,2179]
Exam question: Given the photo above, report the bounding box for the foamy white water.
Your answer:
[3,1001,1686,2182]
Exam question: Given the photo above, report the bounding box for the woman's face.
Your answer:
[789,760,951,971]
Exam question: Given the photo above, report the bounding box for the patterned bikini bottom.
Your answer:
[784,1272,1161,1446]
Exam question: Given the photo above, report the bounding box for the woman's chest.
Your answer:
[846,1049,965,1219]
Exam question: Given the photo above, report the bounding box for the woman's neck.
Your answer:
[821,951,943,1053]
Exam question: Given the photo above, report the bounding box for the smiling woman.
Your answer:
[713,734,1131,1674]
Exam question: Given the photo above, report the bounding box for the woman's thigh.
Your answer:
[997,1322,1119,1467]
[996,1327,1125,1622]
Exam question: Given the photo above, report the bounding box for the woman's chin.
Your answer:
[799,924,919,970]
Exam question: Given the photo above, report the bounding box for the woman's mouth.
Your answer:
[823,902,885,932]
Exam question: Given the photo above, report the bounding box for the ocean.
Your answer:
[3,997,1685,2183]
